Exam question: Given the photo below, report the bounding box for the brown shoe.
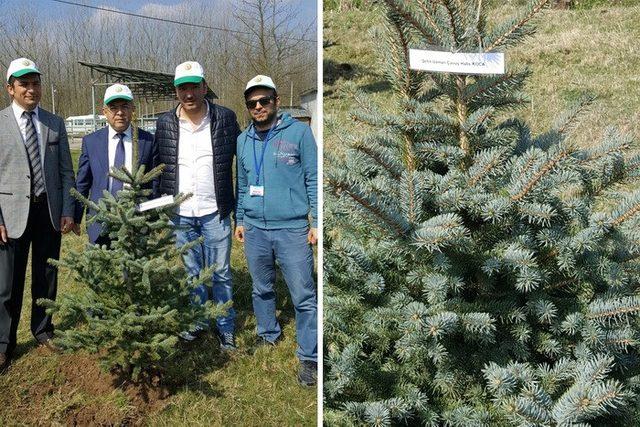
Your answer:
[0,352,10,373]
[38,338,62,354]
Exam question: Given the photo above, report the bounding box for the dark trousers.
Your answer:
[0,196,61,354]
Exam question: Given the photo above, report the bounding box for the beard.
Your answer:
[252,109,278,127]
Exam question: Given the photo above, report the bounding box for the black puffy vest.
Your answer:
[153,101,240,220]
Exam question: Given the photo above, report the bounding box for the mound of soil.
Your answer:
[32,350,170,425]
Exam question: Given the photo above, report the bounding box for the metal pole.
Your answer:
[91,69,97,131]
[290,81,293,106]
[91,84,97,131]
[51,84,56,114]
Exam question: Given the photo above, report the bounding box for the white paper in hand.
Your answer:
[137,195,175,212]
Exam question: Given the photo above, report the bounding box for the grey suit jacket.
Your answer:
[0,105,75,238]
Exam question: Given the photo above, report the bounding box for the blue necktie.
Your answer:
[111,133,125,196]
[23,111,45,196]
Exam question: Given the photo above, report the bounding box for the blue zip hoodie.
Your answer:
[236,113,317,229]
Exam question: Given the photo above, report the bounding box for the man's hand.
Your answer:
[307,227,318,245]
[234,225,245,243]
[0,225,7,244]
[71,223,81,236]
[60,216,74,234]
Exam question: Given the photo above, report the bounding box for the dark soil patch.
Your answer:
[29,350,171,425]
[67,402,128,427]
[116,373,171,415]
[56,353,114,396]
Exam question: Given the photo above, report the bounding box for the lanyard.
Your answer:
[252,123,276,185]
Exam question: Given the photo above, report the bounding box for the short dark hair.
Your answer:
[245,87,277,100]
[7,73,41,87]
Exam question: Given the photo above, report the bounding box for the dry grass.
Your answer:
[501,6,640,143]
[325,6,640,151]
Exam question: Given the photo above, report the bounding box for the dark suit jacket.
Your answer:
[0,105,75,238]
[74,126,154,243]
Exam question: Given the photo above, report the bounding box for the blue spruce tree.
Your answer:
[324,1,640,425]
[40,121,225,382]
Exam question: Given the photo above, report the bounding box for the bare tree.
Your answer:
[231,0,316,103]
[0,0,317,120]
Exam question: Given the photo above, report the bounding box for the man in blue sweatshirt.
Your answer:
[235,75,317,386]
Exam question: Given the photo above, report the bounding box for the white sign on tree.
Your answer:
[409,49,505,75]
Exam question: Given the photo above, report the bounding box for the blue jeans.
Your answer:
[243,224,317,362]
[172,212,235,334]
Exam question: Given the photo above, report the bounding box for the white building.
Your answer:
[300,89,317,138]
[65,115,107,136]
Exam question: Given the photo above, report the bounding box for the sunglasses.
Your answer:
[245,96,274,109]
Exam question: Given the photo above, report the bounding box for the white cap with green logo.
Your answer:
[6,58,41,83]
[244,75,277,96]
[104,84,134,105]
[174,61,205,86]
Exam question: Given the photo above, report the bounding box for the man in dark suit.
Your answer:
[73,84,154,245]
[0,58,76,371]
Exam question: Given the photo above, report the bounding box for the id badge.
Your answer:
[250,185,264,196]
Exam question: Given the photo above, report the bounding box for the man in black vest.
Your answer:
[153,61,240,348]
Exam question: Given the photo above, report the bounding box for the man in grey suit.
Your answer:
[0,58,75,371]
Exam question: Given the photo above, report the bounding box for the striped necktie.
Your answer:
[23,111,45,196]
[111,133,125,196]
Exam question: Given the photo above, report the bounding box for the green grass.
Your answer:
[0,148,317,425]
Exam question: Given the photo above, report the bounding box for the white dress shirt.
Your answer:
[107,125,133,192]
[176,103,217,217]
[12,102,44,168]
